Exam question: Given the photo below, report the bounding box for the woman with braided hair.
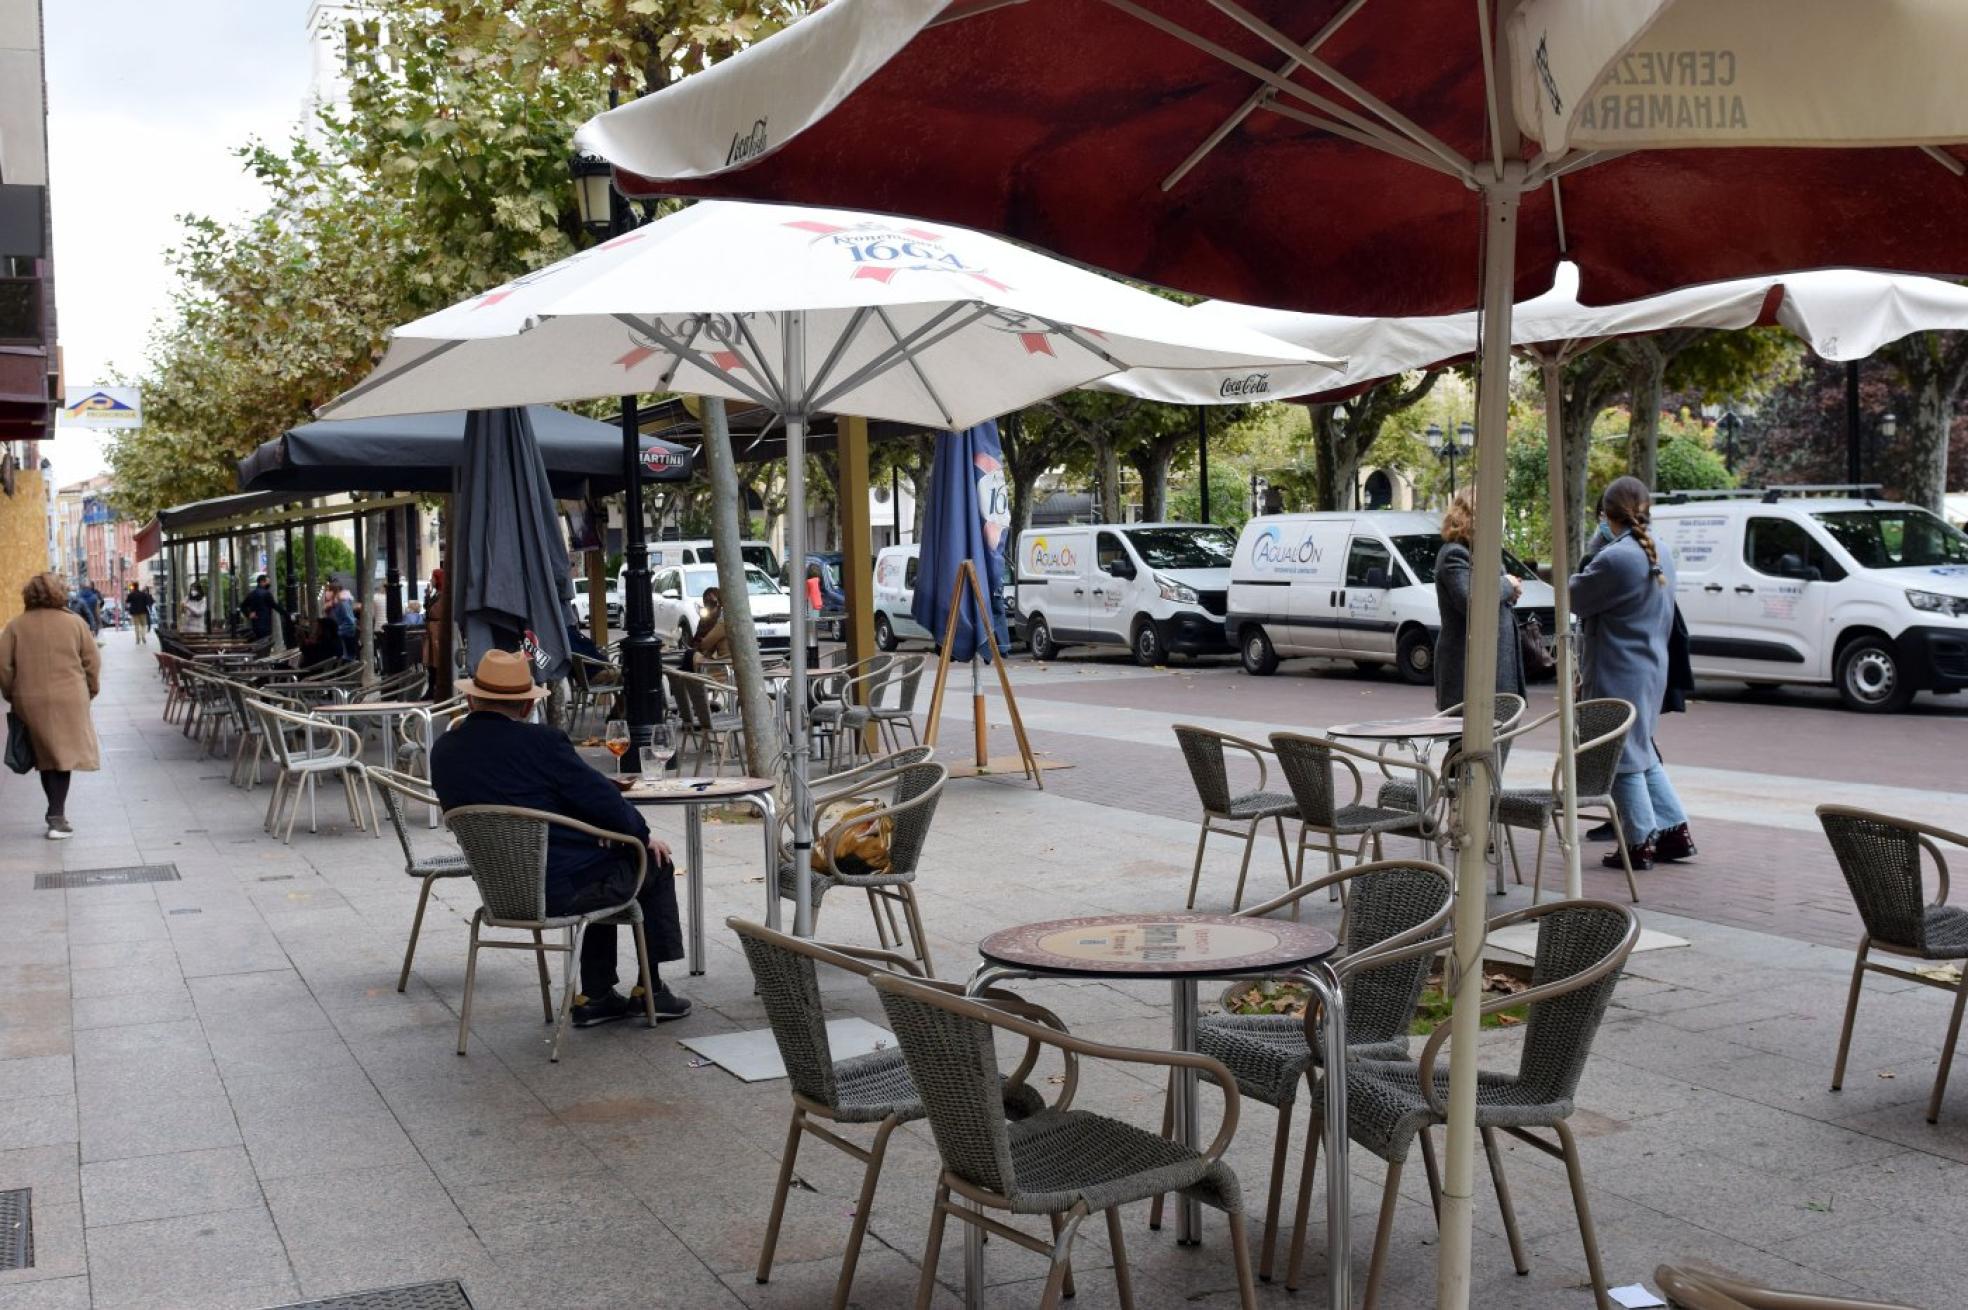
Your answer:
[1570,475,1697,871]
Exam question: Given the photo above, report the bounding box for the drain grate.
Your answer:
[34,865,181,891]
[0,1188,30,1271]
[168,907,203,916]
[264,1281,474,1310]
[257,875,296,883]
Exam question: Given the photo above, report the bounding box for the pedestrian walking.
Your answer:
[0,573,102,840]
[241,573,278,643]
[181,582,209,634]
[1569,476,1698,871]
[1432,485,1525,712]
[327,584,358,661]
[125,583,153,646]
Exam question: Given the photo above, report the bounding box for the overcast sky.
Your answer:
[45,0,313,482]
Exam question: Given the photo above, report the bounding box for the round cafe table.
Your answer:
[962,912,1350,1310]
[622,774,779,976]
[1328,713,1465,874]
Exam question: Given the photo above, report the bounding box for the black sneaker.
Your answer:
[571,989,634,1028]
[630,983,692,1021]
[1584,821,1616,843]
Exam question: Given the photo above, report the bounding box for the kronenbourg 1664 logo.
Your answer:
[1028,536,1076,575]
[782,218,1013,295]
[976,452,1009,554]
[1250,526,1324,573]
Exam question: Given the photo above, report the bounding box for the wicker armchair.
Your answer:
[1654,1265,1922,1310]
[1819,805,1968,1124]
[1271,732,1430,882]
[1294,899,1640,1307]
[249,698,372,842]
[1373,694,1526,812]
[567,653,621,736]
[729,918,1068,1310]
[366,766,473,993]
[861,652,928,753]
[1147,858,1453,1281]
[445,805,659,1062]
[1489,697,1640,903]
[872,971,1260,1310]
[824,655,900,769]
[774,758,946,975]
[666,667,745,773]
[1174,724,1299,912]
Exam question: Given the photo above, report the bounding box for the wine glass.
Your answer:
[603,719,631,776]
[644,719,677,775]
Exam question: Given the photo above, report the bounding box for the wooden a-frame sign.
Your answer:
[921,559,1043,788]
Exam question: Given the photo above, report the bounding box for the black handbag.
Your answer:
[6,711,34,775]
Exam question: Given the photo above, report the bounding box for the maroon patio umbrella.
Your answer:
[571,3,1968,1305]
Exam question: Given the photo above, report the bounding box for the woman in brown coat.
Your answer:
[0,573,102,839]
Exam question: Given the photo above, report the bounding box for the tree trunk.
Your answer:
[1127,434,1179,521]
[1309,404,1355,511]
[703,398,778,781]
[1001,413,1046,540]
[1904,372,1951,515]
[1096,438,1124,521]
[1622,338,1667,489]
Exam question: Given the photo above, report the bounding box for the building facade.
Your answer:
[0,0,54,624]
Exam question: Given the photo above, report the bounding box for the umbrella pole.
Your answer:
[1543,358,1583,900]
[1437,175,1521,1310]
[785,314,814,936]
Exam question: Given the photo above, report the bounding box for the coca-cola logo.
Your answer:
[1219,373,1271,398]
[725,117,769,166]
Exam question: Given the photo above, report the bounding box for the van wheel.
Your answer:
[1027,614,1058,662]
[1396,628,1434,686]
[1240,627,1279,676]
[1132,618,1165,667]
[1837,636,1913,712]
[874,613,897,653]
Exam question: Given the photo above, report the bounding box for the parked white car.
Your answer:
[873,544,932,650]
[651,563,792,652]
[1652,491,1968,711]
[1015,523,1236,664]
[1227,510,1556,682]
[571,575,622,626]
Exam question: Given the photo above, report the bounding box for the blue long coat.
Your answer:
[1570,531,1675,775]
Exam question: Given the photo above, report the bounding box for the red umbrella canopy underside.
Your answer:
[615,0,1968,316]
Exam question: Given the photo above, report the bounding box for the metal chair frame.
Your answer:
[1818,804,1968,1124]
[1654,1264,1922,1310]
[366,765,472,993]
[1490,698,1641,904]
[249,698,373,842]
[1173,724,1298,913]
[445,804,659,1063]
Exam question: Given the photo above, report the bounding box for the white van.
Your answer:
[1651,492,1968,711]
[645,539,781,579]
[872,543,1028,653]
[1227,511,1556,682]
[1015,523,1236,664]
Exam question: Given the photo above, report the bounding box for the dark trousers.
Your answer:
[546,852,684,996]
[40,770,70,817]
[336,632,357,660]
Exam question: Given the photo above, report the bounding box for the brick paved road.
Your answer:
[928,650,1968,949]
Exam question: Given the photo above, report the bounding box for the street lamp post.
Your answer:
[1876,411,1898,487]
[1716,410,1744,475]
[1426,421,1469,498]
[571,128,663,766]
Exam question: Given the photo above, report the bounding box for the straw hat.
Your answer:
[457,649,549,702]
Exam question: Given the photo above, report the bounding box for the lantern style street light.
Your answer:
[1426,420,1470,496]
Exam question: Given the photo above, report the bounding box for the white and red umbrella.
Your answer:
[571,4,1968,1305]
[323,197,1321,940]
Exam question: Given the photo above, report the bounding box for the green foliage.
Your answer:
[1654,427,1737,494]
[1167,462,1252,535]
[272,537,358,592]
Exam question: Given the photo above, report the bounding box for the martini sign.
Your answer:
[60,386,143,431]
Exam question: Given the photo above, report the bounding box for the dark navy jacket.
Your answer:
[430,711,651,901]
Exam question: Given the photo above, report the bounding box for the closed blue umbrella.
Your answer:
[454,408,572,686]
[911,421,1010,662]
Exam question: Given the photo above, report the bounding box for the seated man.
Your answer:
[431,649,690,1026]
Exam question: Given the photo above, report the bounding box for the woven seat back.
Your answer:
[1515,903,1634,1104]
[446,809,551,922]
[890,656,927,711]
[1174,726,1234,813]
[886,762,947,877]
[876,985,1017,1196]
[1273,735,1341,826]
[369,768,438,874]
[667,670,713,729]
[1571,698,1634,798]
[1820,811,1931,951]
[1341,864,1453,1047]
[732,927,841,1108]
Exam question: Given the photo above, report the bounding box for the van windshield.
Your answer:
[684,566,782,597]
[692,545,783,577]
[1392,534,1536,586]
[1123,527,1236,570]
[1811,509,1968,568]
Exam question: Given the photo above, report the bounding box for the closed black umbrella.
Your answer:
[454,409,574,686]
[238,406,692,497]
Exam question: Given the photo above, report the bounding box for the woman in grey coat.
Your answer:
[1433,486,1525,713]
[1570,476,1696,870]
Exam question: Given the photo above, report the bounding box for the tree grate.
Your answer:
[0,1188,30,1270]
[34,865,181,890]
[262,1281,474,1310]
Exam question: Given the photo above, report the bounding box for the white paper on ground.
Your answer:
[1610,1285,1667,1309]
[679,1017,894,1082]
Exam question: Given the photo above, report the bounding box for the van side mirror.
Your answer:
[1106,558,1136,580]
[1778,553,1822,582]
[1363,566,1389,590]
